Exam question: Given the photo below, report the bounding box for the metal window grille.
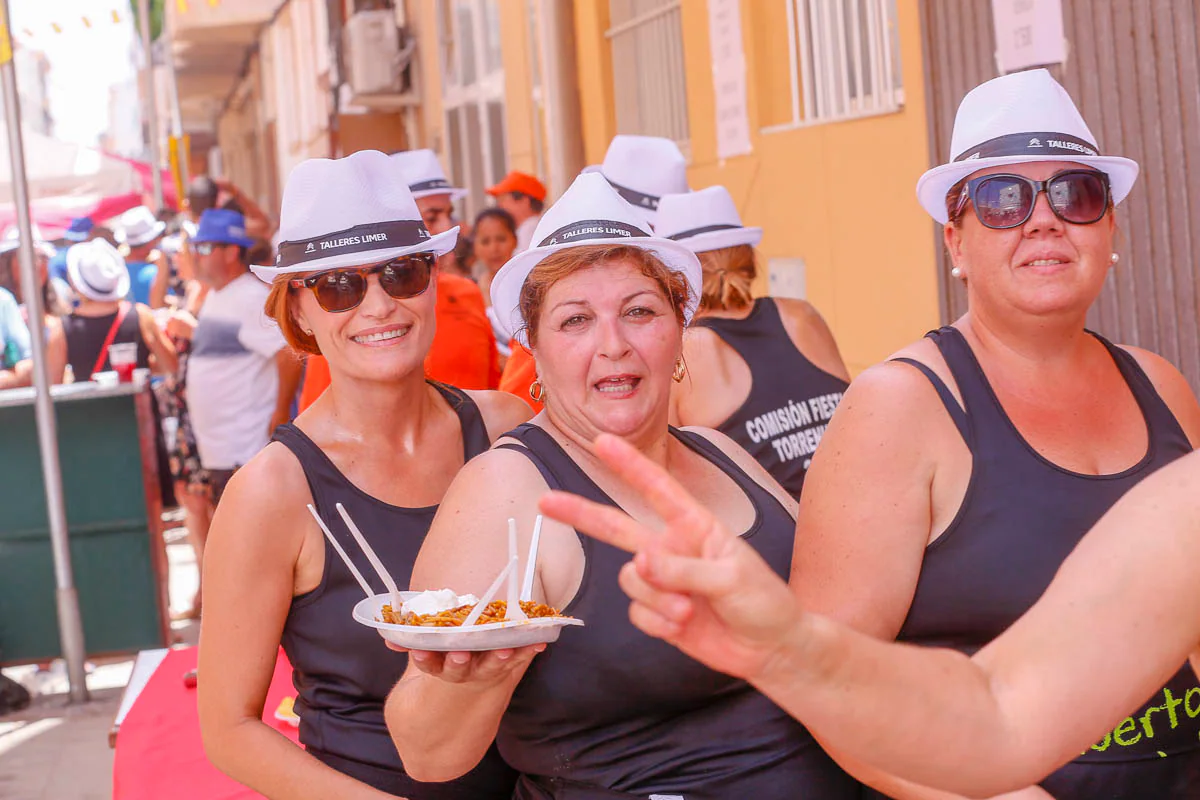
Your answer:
[766,0,904,133]
[438,0,508,219]
[605,0,690,147]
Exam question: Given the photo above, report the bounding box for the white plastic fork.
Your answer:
[307,504,374,599]
[462,559,516,627]
[520,515,543,603]
[506,518,528,621]
[336,502,403,617]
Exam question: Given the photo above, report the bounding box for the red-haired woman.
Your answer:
[198,150,529,799]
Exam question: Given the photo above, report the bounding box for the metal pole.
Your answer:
[138,0,165,211]
[0,0,89,703]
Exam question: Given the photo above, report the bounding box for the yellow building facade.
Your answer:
[495,0,941,374]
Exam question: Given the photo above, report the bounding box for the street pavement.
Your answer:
[0,518,200,800]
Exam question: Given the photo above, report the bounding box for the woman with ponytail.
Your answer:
[657,186,849,498]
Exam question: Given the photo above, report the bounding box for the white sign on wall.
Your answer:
[708,0,752,160]
[768,257,806,300]
[991,0,1067,74]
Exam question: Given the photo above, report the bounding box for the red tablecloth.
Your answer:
[113,647,301,800]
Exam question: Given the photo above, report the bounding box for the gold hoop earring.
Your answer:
[529,378,545,403]
[672,359,687,383]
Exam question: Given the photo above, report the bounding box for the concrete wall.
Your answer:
[510,0,941,374]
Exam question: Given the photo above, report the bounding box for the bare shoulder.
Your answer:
[678,425,798,518]
[413,440,567,598]
[772,298,850,381]
[207,441,312,558]
[465,389,535,442]
[1116,344,1200,446]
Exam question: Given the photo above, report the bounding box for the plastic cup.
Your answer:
[108,342,138,384]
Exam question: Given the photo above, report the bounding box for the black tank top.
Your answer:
[692,299,849,497]
[888,327,1200,799]
[63,304,150,379]
[272,383,517,799]
[494,423,859,800]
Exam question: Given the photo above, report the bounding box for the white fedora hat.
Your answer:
[0,224,56,259]
[389,149,469,200]
[655,186,763,254]
[490,171,702,347]
[116,205,166,247]
[586,135,689,224]
[67,239,130,302]
[251,150,459,282]
[917,69,1139,224]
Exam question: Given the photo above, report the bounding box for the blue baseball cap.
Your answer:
[193,209,255,248]
[63,217,94,242]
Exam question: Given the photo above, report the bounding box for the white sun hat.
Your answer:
[389,149,469,200]
[584,135,690,224]
[67,239,130,302]
[250,150,459,282]
[0,224,56,259]
[654,186,763,254]
[917,69,1139,225]
[490,171,702,347]
[116,205,167,247]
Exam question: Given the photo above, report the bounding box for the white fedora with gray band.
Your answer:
[67,239,130,302]
[654,186,762,254]
[390,149,469,200]
[251,150,458,282]
[116,206,167,247]
[0,223,56,259]
[584,135,690,224]
[916,69,1139,224]
[490,172,702,347]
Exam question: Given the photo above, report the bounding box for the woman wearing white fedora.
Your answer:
[62,238,177,381]
[386,172,859,799]
[656,186,850,498]
[546,69,1200,800]
[0,224,69,382]
[198,150,529,799]
[586,134,690,226]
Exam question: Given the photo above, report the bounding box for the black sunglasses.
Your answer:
[954,169,1111,230]
[289,253,435,313]
[195,242,230,256]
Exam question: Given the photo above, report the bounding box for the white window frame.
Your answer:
[438,0,508,219]
[605,0,690,151]
[763,0,904,134]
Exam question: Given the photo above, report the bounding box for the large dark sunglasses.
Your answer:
[289,253,435,313]
[954,169,1111,230]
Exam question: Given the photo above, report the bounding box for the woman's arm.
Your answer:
[147,250,170,309]
[198,445,394,800]
[387,447,571,781]
[774,298,851,382]
[540,436,1200,798]
[136,304,179,374]
[44,316,67,383]
[1120,345,1200,447]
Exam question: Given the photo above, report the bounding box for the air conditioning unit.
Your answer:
[343,10,402,95]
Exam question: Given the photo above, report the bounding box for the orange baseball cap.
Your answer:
[486,171,547,203]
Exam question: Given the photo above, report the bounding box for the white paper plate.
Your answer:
[353,592,584,652]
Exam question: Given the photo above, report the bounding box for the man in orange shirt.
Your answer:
[391,149,499,389]
[297,270,499,402]
[424,271,499,389]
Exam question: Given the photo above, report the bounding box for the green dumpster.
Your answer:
[0,377,169,665]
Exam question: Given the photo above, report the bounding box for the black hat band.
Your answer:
[409,178,454,193]
[538,219,650,248]
[606,179,661,210]
[275,220,433,268]
[667,223,742,241]
[955,131,1100,163]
